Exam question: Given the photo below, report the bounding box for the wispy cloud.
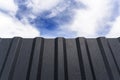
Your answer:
[64,0,116,37]
[0,0,17,13]
[14,0,85,37]
[0,0,40,38]
[0,0,120,38]
[0,12,40,38]
[107,16,120,37]
[106,0,120,37]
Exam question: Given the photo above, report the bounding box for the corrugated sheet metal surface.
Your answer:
[0,37,120,80]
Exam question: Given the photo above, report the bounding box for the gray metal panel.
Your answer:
[0,37,22,80]
[41,39,55,80]
[12,39,33,80]
[29,38,44,80]
[56,38,65,80]
[86,39,109,80]
[76,38,93,80]
[0,37,120,80]
[65,39,81,80]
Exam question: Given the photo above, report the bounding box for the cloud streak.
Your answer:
[107,16,120,37]
[63,0,116,37]
[14,0,85,37]
[0,0,17,13]
[0,0,40,38]
[0,0,120,38]
[0,12,40,38]
[106,0,120,37]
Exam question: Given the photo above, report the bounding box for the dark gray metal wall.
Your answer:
[0,37,120,80]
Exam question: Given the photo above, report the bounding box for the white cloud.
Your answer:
[0,0,18,13]
[63,0,114,37]
[106,16,120,37]
[0,12,40,38]
[27,0,62,15]
[0,0,40,38]
[26,0,120,38]
[106,0,120,37]
[0,0,119,38]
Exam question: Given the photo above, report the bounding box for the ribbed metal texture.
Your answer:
[0,37,120,80]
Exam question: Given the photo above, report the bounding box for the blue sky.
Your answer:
[0,0,120,38]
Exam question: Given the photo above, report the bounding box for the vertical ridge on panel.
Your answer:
[0,38,1,43]
[97,37,120,79]
[76,38,93,80]
[107,38,120,74]
[86,39,109,80]
[41,39,55,80]
[12,39,33,80]
[65,39,81,80]
[0,39,12,77]
[55,38,65,80]
[0,37,22,80]
[29,38,44,80]
[63,39,68,80]
[54,38,58,80]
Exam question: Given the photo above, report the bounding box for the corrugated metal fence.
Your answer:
[0,37,120,80]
